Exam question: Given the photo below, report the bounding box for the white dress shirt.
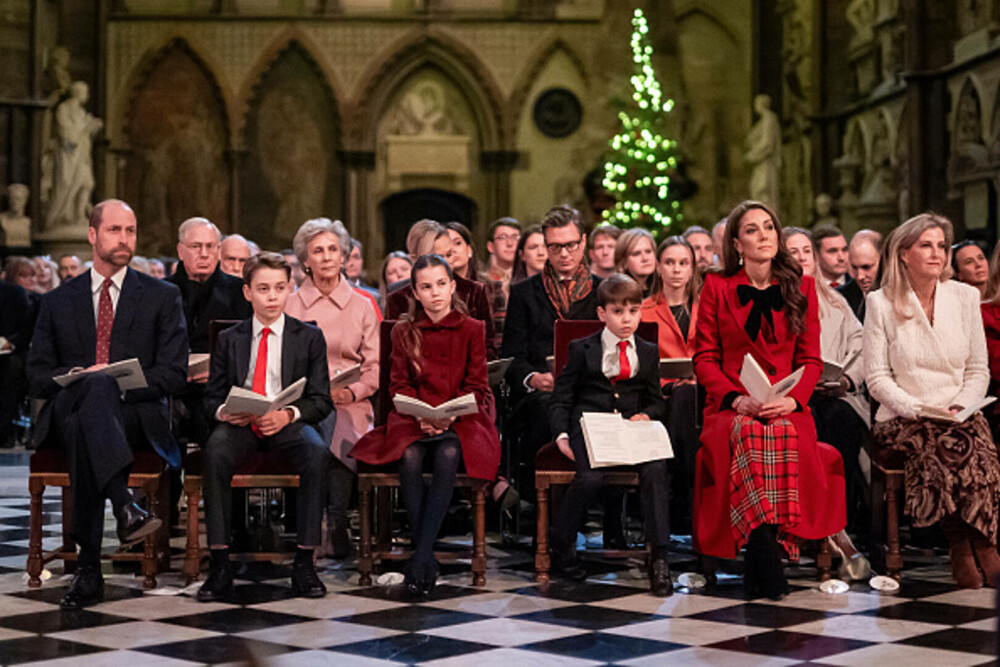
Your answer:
[90,267,127,321]
[219,314,299,422]
[601,327,638,380]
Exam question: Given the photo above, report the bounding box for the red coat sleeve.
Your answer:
[693,274,743,401]
[789,275,823,408]
[458,319,492,415]
[982,304,1000,382]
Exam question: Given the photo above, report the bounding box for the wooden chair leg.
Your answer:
[535,483,550,584]
[27,477,44,588]
[869,467,887,574]
[358,481,373,586]
[141,480,158,589]
[886,473,903,581]
[184,477,202,585]
[816,536,832,581]
[156,471,171,571]
[472,486,487,587]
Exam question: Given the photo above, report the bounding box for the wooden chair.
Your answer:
[534,320,658,584]
[357,319,489,587]
[27,450,169,589]
[866,398,905,581]
[183,319,303,584]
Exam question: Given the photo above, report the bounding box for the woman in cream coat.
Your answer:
[864,213,1000,588]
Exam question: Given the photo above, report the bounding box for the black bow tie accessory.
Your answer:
[736,283,783,341]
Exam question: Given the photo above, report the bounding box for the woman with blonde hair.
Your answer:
[865,213,1000,588]
[614,228,657,299]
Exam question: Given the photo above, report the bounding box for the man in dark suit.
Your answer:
[198,252,333,602]
[501,205,601,487]
[548,275,671,595]
[26,199,188,609]
[0,280,35,447]
[837,229,882,323]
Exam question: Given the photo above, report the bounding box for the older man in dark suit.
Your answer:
[198,252,333,602]
[27,199,188,609]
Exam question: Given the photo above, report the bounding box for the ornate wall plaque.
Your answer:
[533,87,582,138]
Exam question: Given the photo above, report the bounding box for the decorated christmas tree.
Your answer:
[602,8,683,234]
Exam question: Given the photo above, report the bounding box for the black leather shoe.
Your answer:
[60,566,104,610]
[116,502,162,547]
[197,563,233,602]
[650,557,673,597]
[551,546,587,582]
[421,558,440,596]
[291,559,327,598]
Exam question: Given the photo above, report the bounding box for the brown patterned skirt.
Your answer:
[873,413,1000,545]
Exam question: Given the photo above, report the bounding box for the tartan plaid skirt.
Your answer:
[729,415,802,558]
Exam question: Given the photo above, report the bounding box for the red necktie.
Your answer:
[615,340,631,382]
[829,281,839,289]
[250,327,271,437]
[95,279,113,364]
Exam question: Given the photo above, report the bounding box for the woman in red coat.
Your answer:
[693,200,846,600]
[350,254,500,595]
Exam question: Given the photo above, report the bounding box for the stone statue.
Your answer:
[44,81,103,231]
[846,0,875,46]
[40,46,73,208]
[0,184,32,247]
[813,193,839,228]
[390,81,456,136]
[745,94,782,210]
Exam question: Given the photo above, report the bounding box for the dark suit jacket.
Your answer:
[26,268,189,466]
[202,314,333,426]
[549,331,665,442]
[167,262,252,353]
[501,273,601,393]
[837,279,866,323]
[384,274,497,359]
[0,281,34,353]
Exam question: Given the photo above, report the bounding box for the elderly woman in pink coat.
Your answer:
[285,217,380,558]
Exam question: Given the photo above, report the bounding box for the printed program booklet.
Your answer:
[739,353,803,403]
[580,412,673,467]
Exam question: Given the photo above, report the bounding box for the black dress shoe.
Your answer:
[291,559,327,598]
[421,558,440,596]
[550,546,587,582]
[60,566,104,610]
[650,557,673,597]
[197,563,233,602]
[116,502,162,547]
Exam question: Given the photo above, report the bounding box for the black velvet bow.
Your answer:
[736,283,783,341]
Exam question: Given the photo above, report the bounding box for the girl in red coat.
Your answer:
[350,254,500,595]
[693,201,846,600]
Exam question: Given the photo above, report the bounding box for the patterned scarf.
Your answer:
[542,260,593,319]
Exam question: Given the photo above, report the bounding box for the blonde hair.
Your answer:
[613,228,656,273]
[405,219,447,259]
[880,212,954,320]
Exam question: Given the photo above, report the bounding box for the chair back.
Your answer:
[374,319,397,426]
[553,320,657,377]
[208,319,242,356]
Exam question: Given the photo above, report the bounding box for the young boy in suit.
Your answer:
[199,252,334,602]
[548,273,672,596]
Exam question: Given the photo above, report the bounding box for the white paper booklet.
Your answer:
[919,396,997,423]
[393,393,478,420]
[580,412,674,468]
[188,353,211,377]
[659,357,694,380]
[221,377,306,417]
[820,348,861,383]
[331,363,361,391]
[53,358,148,391]
[739,353,804,403]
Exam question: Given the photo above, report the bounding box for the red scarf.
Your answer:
[542,260,593,319]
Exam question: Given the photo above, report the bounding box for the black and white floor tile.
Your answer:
[0,489,996,665]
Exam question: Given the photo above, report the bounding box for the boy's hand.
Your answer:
[188,369,210,383]
[556,435,575,461]
[254,409,292,436]
[529,372,555,392]
[628,413,650,421]
[221,409,254,427]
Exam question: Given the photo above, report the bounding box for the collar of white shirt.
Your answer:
[601,326,635,355]
[252,313,286,340]
[90,266,127,295]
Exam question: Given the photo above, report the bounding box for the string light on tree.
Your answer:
[602,8,683,233]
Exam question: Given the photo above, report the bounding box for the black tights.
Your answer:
[399,432,462,563]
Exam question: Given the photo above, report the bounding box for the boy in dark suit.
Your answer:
[548,273,672,596]
[199,252,333,602]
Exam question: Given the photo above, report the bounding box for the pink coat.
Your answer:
[285,276,379,468]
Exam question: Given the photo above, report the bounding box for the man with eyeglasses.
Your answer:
[484,217,521,349]
[167,218,251,445]
[502,205,601,490]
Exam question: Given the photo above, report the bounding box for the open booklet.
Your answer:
[221,377,305,417]
[53,358,148,392]
[739,353,804,403]
[820,348,861,384]
[919,396,997,423]
[580,412,674,468]
[188,353,211,378]
[393,393,479,421]
[331,363,361,391]
[659,357,694,380]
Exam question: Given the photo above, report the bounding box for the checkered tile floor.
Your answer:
[0,495,996,666]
